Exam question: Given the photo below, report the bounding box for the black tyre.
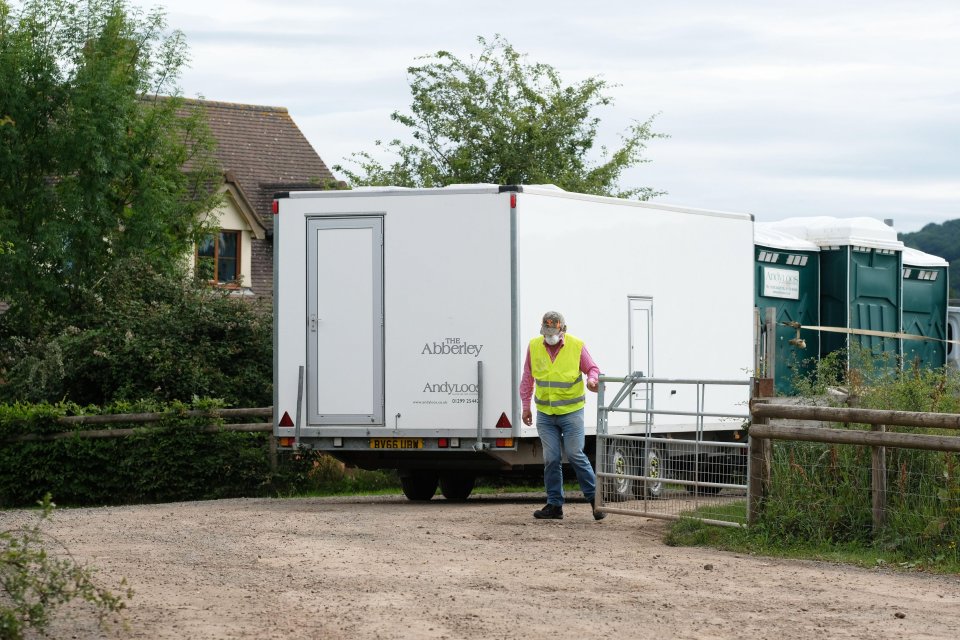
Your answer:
[606,440,637,500]
[439,473,475,501]
[400,471,439,501]
[637,444,665,499]
[684,456,723,495]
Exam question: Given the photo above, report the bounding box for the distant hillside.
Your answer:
[899,220,960,299]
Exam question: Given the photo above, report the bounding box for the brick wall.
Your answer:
[250,237,273,299]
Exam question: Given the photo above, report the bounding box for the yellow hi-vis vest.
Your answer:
[530,334,586,415]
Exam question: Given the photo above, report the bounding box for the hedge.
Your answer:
[0,401,278,507]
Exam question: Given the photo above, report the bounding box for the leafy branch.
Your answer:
[336,34,667,198]
[1,494,133,640]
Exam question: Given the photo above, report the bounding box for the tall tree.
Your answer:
[0,0,220,323]
[336,35,666,199]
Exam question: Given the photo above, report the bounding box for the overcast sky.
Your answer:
[129,0,959,233]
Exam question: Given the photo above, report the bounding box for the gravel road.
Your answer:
[4,493,960,639]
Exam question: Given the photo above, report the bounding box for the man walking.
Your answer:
[520,311,605,520]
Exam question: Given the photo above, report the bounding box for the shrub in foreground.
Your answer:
[1,495,132,639]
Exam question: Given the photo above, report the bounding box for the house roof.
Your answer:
[222,171,267,240]
[179,98,336,231]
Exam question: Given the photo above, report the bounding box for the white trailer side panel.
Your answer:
[515,189,754,436]
[275,188,516,440]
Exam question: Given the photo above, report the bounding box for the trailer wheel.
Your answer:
[637,444,665,499]
[684,456,723,495]
[439,473,475,502]
[605,441,637,500]
[400,471,439,501]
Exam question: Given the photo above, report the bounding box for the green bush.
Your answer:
[0,259,272,407]
[277,449,400,496]
[0,401,403,507]
[0,401,276,507]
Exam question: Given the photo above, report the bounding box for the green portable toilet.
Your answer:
[770,217,904,367]
[754,224,820,395]
[902,247,949,370]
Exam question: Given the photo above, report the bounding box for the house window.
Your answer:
[196,231,240,284]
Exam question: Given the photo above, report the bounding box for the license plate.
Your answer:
[369,438,423,449]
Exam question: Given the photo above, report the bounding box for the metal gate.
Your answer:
[595,374,752,527]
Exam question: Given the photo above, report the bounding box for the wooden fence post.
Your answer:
[748,434,767,526]
[872,424,887,533]
[748,384,772,526]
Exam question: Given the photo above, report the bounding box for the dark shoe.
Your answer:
[590,498,607,521]
[533,503,564,520]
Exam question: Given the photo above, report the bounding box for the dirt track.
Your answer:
[4,493,960,639]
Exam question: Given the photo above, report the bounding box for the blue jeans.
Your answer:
[536,408,596,506]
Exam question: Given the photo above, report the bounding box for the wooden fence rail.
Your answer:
[748,401,960,531]
[56,407,273,425]
[751,402,960,430]
[4,407,274,443]
[748,423,960,452]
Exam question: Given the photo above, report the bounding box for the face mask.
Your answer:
[544,334,561,346]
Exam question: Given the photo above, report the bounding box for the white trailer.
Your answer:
[273,185,755,500]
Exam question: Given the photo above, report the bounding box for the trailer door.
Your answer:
[306,217,384,426]
[628,297,653,425]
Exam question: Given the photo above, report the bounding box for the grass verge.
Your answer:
[664,501,960,575]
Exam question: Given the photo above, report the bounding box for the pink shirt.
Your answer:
[519,334,601,412]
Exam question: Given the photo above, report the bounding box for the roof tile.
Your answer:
[178,98,335,230]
